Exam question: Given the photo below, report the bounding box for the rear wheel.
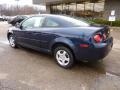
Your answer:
[54,46,75,69]
[8,34,17,48]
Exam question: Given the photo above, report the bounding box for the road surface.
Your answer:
[0,22,120,90]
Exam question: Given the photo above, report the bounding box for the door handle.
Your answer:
[26,32,31,34]
[33,32,39,35]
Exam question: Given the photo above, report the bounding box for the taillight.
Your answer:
[93,34,102,43]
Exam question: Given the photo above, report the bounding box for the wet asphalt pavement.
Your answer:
[0,22,120,90]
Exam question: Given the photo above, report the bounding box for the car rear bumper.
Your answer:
[75,37,113,62]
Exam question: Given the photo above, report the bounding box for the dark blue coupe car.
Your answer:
[7,14,113,68]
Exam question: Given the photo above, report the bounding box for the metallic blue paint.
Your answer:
[7,15,113,62]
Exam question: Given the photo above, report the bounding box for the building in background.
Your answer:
[33,0,120,20]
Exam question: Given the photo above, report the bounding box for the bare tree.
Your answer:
[0,4,43,16]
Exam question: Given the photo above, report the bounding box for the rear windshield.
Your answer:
[57,16,90,27]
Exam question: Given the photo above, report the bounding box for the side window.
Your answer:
[44,18,60,27]
[22,17,44,29]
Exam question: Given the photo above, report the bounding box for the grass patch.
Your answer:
[91,19,120,27]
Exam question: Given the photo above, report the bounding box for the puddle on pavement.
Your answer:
[77,61,120,78]
[0,40,8,52]
[0,40,9,45]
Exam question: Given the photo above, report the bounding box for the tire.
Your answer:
[8,34,17,48]
[54,46,75,69]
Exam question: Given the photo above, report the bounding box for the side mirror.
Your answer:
[15,22,20,28]
[15,22,22,29]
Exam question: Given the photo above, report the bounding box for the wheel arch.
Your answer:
[7,32,13,40]
[50,37,76,59]
[51,42,76,59]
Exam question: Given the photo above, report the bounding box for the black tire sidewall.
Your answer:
[54,46,74,69]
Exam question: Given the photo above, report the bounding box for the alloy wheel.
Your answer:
[56,50,70,66]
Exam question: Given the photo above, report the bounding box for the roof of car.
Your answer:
[30,14,69,18]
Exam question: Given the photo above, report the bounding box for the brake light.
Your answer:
[93,34,102,43]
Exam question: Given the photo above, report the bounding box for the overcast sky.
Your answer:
[0,0,33,5]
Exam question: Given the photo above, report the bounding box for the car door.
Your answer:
[14,16,45,49]
[37,17,62,50]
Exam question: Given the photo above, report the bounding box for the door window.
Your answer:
[22,17,45,29]
[44,18,60,27]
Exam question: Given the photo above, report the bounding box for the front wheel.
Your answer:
[54,46,75,69]
[8,34,17,48]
